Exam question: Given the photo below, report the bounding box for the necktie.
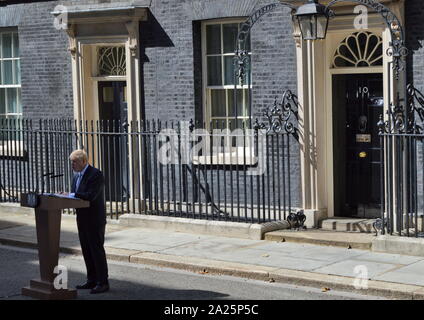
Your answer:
[75,172,83,192]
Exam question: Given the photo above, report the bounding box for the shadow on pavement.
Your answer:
[0,245,229,300]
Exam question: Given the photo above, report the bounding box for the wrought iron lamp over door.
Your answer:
[294,0,331,40]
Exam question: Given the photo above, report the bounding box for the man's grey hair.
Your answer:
[69,149,88,163]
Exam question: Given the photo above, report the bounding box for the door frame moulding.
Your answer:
[58,5,148,125]
[292,0,404,225]
[57,5,148,206]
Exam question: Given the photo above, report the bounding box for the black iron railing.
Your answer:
[378,132,424,237]
[377,84,424,237]
[0,118,300,223]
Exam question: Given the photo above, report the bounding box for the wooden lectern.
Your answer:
[20,193,89,300]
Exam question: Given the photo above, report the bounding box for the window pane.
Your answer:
[224,56,235,85]
[14,60,20,84]
[2,33,12,58]
[244,89,250,117]
[103,87,114,103]
[0,88,5,114]
[3,60,13,84]
[207,56,222,86]
[229,119,245,131]
[13,33,19,58]
[228,89,244,117]
[210,89,226,117]
[223,24,239,54]
[210,118,226,129]
[6,88,17,113]
[206,25,221,54]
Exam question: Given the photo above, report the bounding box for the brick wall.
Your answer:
[139,0,298,121]
[0,0,301,208]
[406,0,424,91]
[0,1,74,120]
[406,0,424,210]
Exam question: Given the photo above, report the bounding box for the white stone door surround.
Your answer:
[292,0,405,227]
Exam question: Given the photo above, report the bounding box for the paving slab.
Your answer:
[240,241,315,253]
[283,244,366,263]
[105,228,213,248]
[3,205,424,299]
[313,259,403,279]
[373,270,424,287]
[350,252,424,265]
[226,252,337,271]
[159,239,263,257]
[106,241,170,252]
[371,260,424,286]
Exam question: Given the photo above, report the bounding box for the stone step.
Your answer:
[264,229,376,250]
[320,218,377,233]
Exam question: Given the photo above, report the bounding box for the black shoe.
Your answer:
[90,283,109,294]
[76,281,96,290]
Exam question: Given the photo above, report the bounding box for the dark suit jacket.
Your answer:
[71,165,106,225]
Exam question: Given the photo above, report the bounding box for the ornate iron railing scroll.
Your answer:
[378,85,424,135]
[253,89,299,140]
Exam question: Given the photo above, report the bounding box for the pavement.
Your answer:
[2,203,424,300]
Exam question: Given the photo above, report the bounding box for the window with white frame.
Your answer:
[202,20,251,130]
[0,31,21,121]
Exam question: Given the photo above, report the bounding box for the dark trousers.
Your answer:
[76,216,109,284]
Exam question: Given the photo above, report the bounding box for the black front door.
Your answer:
[333,74,383,218]
[98,81,129,202]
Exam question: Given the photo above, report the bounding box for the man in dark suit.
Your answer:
[67,149,109,294]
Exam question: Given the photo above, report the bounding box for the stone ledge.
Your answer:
[372,235,424,257]
[118,214,290,240]
[265,230,375,250]
[129,252,275,281]
[269,269,422,300]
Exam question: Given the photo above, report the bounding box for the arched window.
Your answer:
[332,31,383,68]
[97,46,126,76]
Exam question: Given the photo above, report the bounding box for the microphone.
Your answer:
[50,174,64,179]
[42,172,55,177]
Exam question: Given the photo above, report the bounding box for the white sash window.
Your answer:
[0,31,21,121]
[202,20,251,130]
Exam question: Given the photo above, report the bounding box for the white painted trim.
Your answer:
[92,76,127,82]
[324,26,385,218]
[294,2,405,221]
[330,67,383,74]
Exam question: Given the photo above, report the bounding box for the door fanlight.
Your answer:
[332,31,383,68]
